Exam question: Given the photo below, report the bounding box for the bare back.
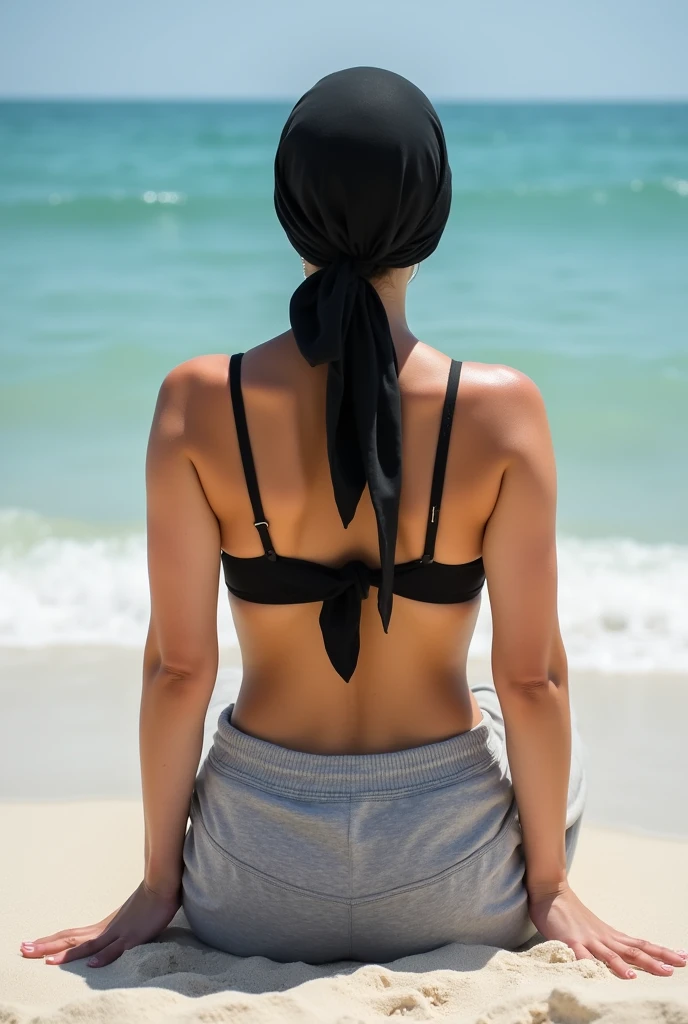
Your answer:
[145,323,559,755]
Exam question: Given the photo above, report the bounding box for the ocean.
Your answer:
[1,101,687,671]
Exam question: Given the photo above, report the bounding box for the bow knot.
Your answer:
[340,559,372,602]
[318,559,381,683]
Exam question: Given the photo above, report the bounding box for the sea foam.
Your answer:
[0,509,686,673]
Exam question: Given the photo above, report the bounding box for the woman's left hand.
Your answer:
[528,884,687,979]
[20,881,182,968]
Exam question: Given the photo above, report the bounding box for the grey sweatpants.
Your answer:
[182,679,586,963]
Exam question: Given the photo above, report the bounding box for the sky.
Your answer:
[1,0,687,101]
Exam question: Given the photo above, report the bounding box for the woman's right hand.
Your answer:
[20,880,181,968]
[528,884,687,979]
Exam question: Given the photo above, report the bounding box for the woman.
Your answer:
[21,68,685,979]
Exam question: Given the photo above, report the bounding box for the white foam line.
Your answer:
[0,511,686,671]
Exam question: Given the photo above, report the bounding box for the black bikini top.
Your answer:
[222,352,486,682]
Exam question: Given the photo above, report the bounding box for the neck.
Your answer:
[370,269,418,367]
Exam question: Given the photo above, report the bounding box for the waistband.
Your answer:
[207,703,501,797]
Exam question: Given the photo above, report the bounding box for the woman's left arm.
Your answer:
[20,362,222,967]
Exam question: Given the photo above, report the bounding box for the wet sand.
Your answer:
[2,646,686,837]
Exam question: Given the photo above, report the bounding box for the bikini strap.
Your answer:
[420,359,462,564]
[229,352,277,560]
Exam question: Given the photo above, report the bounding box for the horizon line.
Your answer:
[1,94,687,104]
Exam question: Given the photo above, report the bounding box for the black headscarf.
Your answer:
[274,66,452,639]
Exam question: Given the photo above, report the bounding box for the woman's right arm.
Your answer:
[20,361,222,969]
[481,368,685,980]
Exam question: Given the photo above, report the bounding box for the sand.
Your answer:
[2,802,687,1024]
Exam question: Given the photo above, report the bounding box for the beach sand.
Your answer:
[1,648,687,1022]
[2,805,687,1023]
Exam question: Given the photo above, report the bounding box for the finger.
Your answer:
[610,940,677,978]
[21,933,94,958]
[87,938,127,968]
[22,908,122,953]
[569,942,598,962]
[615,938,686,970]
[20,942,62,959]
[21,928,94,956]
[589,941,636,980]
[21,932,74,955]
[46,935,110,966]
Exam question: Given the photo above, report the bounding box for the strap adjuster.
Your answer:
[254,521,277,561]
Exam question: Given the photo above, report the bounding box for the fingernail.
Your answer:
[88,957,99,967]
[21,944,34,952]
[627,970,636,978]
[677,949,687,958]
[45,957,55,964]
[662,964,673,973]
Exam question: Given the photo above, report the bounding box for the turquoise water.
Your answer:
[1,101,687,666]
[1,101,687,537]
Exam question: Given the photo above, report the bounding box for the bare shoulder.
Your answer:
[450,360,552,468]
[158,353,231,399]
[458,361,550,450]
[460,360,545,408]
[151,334,296,444]
[158,330,295,397]
[149,354,232,447]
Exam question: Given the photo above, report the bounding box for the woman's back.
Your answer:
[157,324,537,755]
